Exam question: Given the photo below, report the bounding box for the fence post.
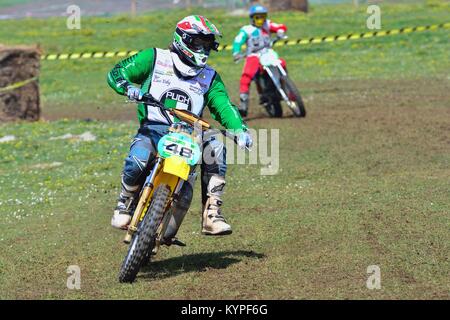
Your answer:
[131,0,136,17]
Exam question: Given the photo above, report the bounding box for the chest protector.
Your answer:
[146,48,216,124]
[243,23,271,55]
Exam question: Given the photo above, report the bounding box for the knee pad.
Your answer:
[123,154,148,186]
[202,138,227,176]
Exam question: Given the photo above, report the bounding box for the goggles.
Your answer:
[177,28,220,53]
[252,14,267,20]
[190,36,219,53]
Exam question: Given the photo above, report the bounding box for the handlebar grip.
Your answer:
[138,93,165,109]
[220,129,239,145]
[139,93,155,103]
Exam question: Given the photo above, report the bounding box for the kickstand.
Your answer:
[162,237,186,247]
[172,238,186,247]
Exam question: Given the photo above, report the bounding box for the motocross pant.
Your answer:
[239,54,287,94]
[120,121,227,207]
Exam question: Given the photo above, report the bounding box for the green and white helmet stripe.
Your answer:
[173,15,221,69]
[192,15,220,35]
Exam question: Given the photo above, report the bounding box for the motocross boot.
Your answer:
[238,93,249,118]
[111,181,138,229]
[202,175,232,236]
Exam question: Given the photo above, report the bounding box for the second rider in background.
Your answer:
[232,4,288,117]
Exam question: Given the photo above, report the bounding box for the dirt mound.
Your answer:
[270,0,309,12]
[0,44,40,122]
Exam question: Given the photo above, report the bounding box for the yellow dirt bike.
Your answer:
[118,93,241,283]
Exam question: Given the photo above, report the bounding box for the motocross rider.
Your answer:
[107,15,253,238]
[232,5,288,117]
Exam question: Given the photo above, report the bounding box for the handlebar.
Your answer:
[271,34,288,47]
[234,34,288,62]
[138,92,164,108]
[137,93,211,130]
[131,93,243,146]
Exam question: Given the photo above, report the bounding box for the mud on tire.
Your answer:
[118,184,170,283]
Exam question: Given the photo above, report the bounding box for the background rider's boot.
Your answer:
[202,175,232,235]
[239,93,249,117]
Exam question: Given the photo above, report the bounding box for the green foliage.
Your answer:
[0,0,35,9]
[0,2,449,299]
[1,3,449,114]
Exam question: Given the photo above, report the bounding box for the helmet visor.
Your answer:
[189,34,219,53]
[176,28,219,54]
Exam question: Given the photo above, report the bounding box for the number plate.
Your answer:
[259,49,279,67]
[157,132,201,166]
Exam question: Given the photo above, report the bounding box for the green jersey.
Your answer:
[107,48,246,131]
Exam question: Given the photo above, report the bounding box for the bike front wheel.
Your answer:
[118,184,170,283]
[282,76,306,118]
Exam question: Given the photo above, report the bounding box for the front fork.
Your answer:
[265,65,297,111]
[123,158,163,244]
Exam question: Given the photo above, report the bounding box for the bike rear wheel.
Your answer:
[282,76,306,118]
[118,184,170,283]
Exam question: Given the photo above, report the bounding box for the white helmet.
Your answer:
[172,15,221,77]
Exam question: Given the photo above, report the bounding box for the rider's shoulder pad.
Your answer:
[241,25,255,34]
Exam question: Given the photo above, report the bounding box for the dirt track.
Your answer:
[2,76,450,299]
[41,77,450,124]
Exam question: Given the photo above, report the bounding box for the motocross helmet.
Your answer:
[249,5,268,28]
[172,15,221,75]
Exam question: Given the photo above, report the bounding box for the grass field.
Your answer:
[0,0,35,9]
[0,2,449,299]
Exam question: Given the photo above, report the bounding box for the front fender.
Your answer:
[163,156,190,181]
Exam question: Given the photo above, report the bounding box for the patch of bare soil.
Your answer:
[43,78,450,123]
[41,103,138,122]
[0,45,40,122]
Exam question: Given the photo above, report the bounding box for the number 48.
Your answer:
[165,143,192,158]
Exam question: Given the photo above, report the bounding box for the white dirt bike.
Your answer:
[238,35,306,118]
